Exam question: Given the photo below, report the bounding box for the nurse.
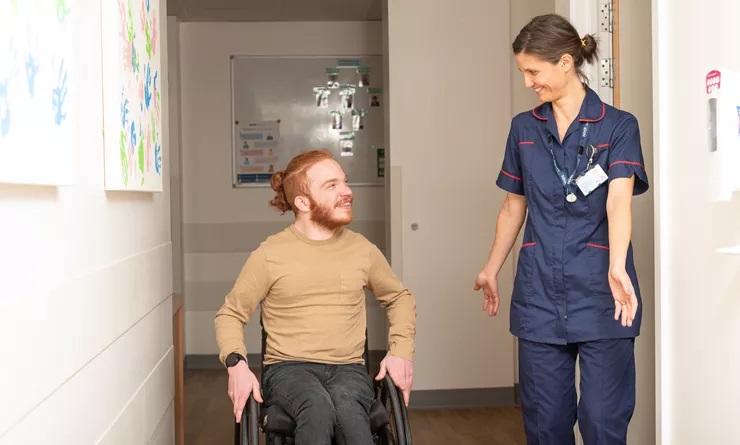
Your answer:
[473,14,649,445]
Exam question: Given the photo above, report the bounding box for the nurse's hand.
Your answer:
[474,268,500,316]
[609,267,638,327]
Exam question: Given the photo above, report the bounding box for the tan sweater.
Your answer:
[214,225,416,365]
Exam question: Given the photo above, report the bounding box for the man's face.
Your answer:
[305,159,353,230]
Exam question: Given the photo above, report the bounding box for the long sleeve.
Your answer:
[366,245,416,360]
[214,246,271,365]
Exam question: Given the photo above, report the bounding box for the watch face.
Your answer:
[226,354,241,367]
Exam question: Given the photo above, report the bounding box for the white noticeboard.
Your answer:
[230,56,385,187]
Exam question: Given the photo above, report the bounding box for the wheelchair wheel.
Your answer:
[379,375,410,445]
[235,395,260,445]
[397,384,412,445]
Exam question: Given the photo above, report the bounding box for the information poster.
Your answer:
[234,120,280,185]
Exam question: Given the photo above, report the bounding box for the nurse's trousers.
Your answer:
[517,338,636,445]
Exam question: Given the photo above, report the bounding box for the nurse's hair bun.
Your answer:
[580,34,598,65]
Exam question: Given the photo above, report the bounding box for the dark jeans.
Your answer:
[263,362,375,445]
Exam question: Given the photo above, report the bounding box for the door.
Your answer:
[386,0,516,395]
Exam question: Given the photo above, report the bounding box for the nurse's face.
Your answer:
[515,52,569,103]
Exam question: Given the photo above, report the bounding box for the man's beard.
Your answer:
[309,195,353,230]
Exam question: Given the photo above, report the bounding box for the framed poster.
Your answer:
[234,120,280,184]
[101,0,163,191]
[0,0,76,186]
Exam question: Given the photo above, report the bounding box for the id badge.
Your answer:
[575,164,608,196]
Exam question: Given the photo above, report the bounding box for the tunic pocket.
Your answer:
[511,241,537,335]
[514,242,537,301]
[586,242,612,297]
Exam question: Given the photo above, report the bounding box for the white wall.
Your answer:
[386,0,515,391]
[0,0,174,443]
[653,0,740,443]
[619,2,656,443]
[178,22,387,356]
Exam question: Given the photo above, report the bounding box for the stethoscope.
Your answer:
[546,123,598,203]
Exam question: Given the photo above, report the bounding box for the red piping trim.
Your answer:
[522,242,536,248]
[609,160,643,169]
[501,169,522,181]
[596,143,610,149]
[518,141,535,146]
[532,106,548,121]
[579,103,606,122]
[586,242,610,250]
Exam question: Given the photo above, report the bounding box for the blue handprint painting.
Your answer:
[0,1,76,185]
[102,0,163,191]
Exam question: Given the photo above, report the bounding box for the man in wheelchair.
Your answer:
[215,150,416,444]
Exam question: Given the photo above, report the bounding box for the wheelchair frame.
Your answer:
[234,322,412,445]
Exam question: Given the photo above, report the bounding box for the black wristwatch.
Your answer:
[225,352,246,368]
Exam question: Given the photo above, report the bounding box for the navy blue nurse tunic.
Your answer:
[496,87,649,345]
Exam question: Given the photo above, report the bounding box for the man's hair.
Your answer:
[269,150,334,214]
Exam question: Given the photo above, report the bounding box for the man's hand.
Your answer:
[375,354,414,406]
[474,267,500,317]
[227,361,263,423]
[608,267,638,327]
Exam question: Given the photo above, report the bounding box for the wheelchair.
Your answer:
[234,324,413,445]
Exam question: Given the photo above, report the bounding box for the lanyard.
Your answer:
[546,123,596,202]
